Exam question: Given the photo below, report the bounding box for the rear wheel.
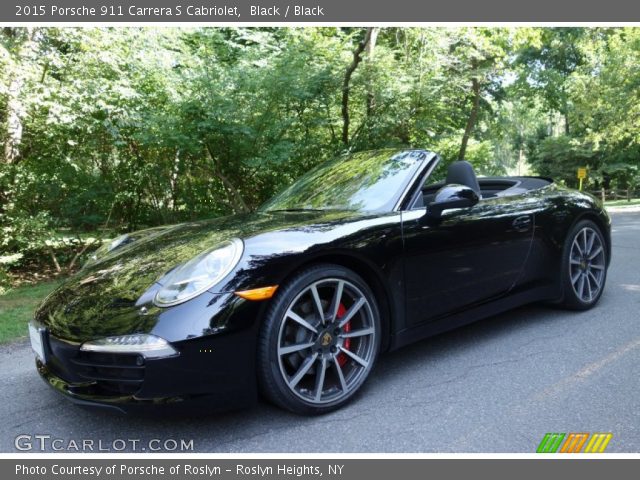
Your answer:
[559,220,607,310]
[257,265,380,414]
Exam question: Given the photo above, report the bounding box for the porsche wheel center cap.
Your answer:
[321,332,333,347]
[580,257,589,271]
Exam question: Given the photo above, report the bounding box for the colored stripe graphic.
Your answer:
[559,433,589,453]
[584,433,613,453]
[537,433,565,453]
[537,433,613,453]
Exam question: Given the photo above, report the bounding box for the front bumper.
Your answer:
[34,327,259,414]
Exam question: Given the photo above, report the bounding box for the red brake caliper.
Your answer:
[336,303,351,367]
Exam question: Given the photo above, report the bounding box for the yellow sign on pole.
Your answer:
[577,167,587,191]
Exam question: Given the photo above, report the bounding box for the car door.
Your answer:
[401,194,535,326]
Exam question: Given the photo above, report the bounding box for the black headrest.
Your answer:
[446,161,481,197]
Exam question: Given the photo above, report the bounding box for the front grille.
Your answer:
[70,351,145,395]
[47,334,145,396]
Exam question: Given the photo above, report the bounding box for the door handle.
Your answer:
[512,215,532,232]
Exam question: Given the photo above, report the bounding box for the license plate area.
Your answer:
[29,323,48,364]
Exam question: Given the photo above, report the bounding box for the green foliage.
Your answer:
[529,136,596,187]
[1,27,640,286]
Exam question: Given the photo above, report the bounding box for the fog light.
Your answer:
[80,334,178,359]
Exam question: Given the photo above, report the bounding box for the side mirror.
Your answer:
[427,184,479,218]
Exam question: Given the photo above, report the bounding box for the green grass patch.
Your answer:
[0,281,61,344]
[604,198,640,207]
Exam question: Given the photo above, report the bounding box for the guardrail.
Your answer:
[587,189,640,202]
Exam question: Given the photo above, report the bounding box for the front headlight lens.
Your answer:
[80,334,178,358]
[154,238,243,307]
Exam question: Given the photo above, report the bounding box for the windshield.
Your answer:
[261,149,428,212]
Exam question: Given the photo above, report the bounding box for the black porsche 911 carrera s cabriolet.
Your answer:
[30,149,611,414]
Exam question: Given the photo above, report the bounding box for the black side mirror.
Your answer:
[427,184,480,218]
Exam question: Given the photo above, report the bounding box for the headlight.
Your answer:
[80,334,178,359]
[154,238,243,307]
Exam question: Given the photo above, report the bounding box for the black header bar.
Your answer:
[3,0,640,23]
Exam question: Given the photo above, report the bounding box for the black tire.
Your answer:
[257,264,381,415]
[559,219,608,310]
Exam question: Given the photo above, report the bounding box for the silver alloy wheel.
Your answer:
[569,226,606,303]
[276,278,377,405]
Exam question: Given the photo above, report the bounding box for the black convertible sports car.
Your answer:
[30,149,611,414]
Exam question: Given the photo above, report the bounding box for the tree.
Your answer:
[515,28,587,135]
[3,26,640,285]
[341,28,375,146]
[2,27,37,165]
[447,28,509,161]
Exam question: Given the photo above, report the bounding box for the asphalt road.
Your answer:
[1,211,639,453]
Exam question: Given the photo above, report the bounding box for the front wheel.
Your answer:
[257,265,381,415]
[559,219,608,310]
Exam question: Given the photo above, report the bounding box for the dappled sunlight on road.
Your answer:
[620,284,640,292]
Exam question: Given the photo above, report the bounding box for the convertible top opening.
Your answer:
[421,176,553,204]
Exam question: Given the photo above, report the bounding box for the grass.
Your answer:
[0,281,61,344]
[604,198,640,207]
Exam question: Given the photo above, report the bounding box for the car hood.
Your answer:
[34,209,360,336]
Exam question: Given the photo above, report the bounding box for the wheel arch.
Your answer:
[570,211,612,265]
[554,210,610,309]
[274,253,395,353]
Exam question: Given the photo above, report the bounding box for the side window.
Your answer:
[408,161,448,210]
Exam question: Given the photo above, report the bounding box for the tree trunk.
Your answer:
[205,144,249,214]
[562,85,570,135]
[169,149,180,212]
[518,147,524,176]
[3,28,36,165]
[341,28,374,146]
[458,75,481,161]
[48,247,62,273]
[4,78,25,164]
[67,238,97,272]
[365,28,379,116]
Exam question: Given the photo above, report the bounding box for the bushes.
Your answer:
[0,209,104,286]
[530,136,597,188]
[3,27,640,289]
